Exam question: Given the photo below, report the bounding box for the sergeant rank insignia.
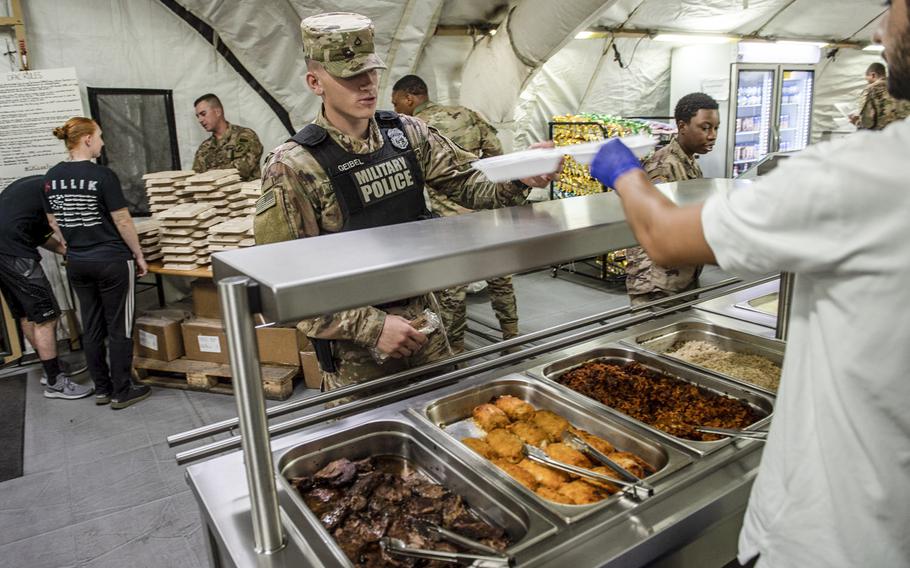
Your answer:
[388,128,409,150]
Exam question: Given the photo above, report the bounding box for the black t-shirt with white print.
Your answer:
[43,161,132,262]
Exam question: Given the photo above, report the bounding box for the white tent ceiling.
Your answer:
[438,0,886,42]
[0,0,892,171]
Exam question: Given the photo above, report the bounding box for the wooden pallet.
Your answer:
[132,356,299,400]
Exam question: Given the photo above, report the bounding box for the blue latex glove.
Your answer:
[590,138,643,189]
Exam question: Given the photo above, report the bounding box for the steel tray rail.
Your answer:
[620,318,786,396]
[275,419,556,567]
[412,374,693,524]
[525,345,775,455]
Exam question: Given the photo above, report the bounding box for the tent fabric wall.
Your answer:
[414,36,476,106]
[180,0,448,130]
[512,38,672,151]
[3,0,895,177]
[596,0,884,41]
[17,0,290,172]
[812,49,884,141]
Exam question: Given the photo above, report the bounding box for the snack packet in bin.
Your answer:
[369,309,442,364]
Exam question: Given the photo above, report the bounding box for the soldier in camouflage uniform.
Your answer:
[852,63,910,130]
[625,93,720,307]
[192,93,264,181]
[253,13,554,391]
[391,74,519,352]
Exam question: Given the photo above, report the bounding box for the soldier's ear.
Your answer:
[305,71,324,96]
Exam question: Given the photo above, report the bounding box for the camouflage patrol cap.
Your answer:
[301,12,387,78]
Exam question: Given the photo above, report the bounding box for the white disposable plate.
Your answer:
[472,135,658,182]
[471,147,564,183]
[565,134,657,165]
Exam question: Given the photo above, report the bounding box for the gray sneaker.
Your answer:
[43,376,94,400]
[40,360,89,385]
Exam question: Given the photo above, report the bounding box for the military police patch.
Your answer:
[388,128,409,150]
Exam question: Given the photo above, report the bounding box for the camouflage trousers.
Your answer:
[437,276,518,354]
[625,246,702,307]
[320,296,453,393]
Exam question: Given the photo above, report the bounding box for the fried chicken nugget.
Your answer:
[535,486,575,505]
[508,421,550,447]
[494,395,536,422]
[485,428,525,463]
[568,427,616,455]
[462,437,494,459]
[492,458,539,491]
[584,466,621,494]
[558,480,607,505]
[545,442,594,469]
[517,459,569,489]
[472,403,510,431]
[531,410,570,442]
[607,451,653,478]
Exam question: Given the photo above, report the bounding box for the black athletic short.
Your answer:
[0,253,61,323]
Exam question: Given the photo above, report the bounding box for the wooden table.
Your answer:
[145,262,213,307]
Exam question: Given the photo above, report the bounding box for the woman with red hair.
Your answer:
[44,117,151,409]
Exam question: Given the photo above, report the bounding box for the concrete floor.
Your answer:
[0,266,729,567]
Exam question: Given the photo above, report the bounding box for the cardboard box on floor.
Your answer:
[181,318,229,364]
[300,351,322,390]
[134,315,185,361]
[191,280,220,319]
[181,318,307,367]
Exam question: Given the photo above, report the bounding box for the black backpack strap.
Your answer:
[288,124,328,147]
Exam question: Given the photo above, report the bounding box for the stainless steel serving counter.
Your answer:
[179,179,788,567]
[186,303,779,568]
[695,279,780,330]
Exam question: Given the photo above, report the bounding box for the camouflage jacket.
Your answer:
[192,123,264,181]
[858,79,910,131]
[415,100,507,218]
[625,137,703,296]
[253,108,528,347]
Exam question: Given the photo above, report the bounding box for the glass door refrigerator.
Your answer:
[727,64,815,177]
[777,66,815,154]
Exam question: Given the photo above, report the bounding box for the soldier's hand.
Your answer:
[376,315,428,359]
[520,141,562,187]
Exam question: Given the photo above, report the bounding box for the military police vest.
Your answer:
[289,111,429,232]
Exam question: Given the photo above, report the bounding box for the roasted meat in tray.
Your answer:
[288,456,511,567]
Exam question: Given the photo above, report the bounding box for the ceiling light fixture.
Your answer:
[863,44,885,52]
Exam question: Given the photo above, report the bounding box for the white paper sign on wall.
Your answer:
[701,78,730,102]
[0,68,84,191]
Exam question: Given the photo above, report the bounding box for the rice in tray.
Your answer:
[666,340,781,392]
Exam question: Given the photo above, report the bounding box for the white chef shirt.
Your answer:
[701,119,910,568]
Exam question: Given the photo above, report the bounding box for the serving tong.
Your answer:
[379,520,513,567]
[523,444,654,501]
[560,431,645,485]
[696,426,768,441]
